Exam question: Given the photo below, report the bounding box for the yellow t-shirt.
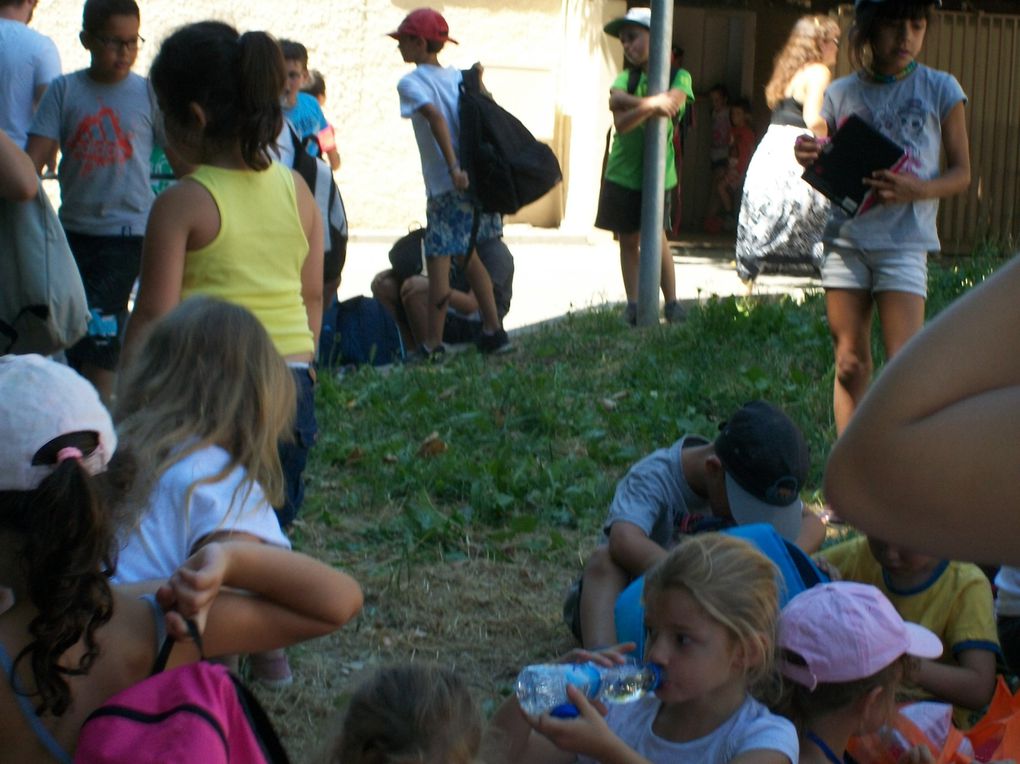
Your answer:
[182,162,312,357]
[821,536,999,726]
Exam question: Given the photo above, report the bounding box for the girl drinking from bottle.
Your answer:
[794,0,970,436]
[488,533,797,764]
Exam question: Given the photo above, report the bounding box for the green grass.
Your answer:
[295,252,1009,566]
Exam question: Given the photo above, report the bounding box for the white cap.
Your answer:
[0,354,116,490]
[604,8,652,37]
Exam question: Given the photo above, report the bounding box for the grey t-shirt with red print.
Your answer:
[30,69,159,236]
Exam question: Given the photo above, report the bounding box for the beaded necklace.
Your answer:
[859,59,918,84]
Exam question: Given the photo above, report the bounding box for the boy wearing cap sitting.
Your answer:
[817,535,999,727]
[389,8,509,357]
[568,400,824,648]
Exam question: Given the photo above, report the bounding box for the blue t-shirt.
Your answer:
[821,64,966,252]
[284,92,328,158]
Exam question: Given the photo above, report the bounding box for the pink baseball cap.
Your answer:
[0,354,116,490]
[388,8,458,44]
[779,582,943,690]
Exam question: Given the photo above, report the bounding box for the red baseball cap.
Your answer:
[388,8,458,44]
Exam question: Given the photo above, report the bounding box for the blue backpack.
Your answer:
[319,296,405,368]
[614,524,829,655]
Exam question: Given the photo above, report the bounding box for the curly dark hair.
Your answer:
[0,432,133,717]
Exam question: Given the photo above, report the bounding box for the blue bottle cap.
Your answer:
[550,703,580,718]
[646,663,663,690]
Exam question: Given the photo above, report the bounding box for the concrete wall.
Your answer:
[31,0,626,234]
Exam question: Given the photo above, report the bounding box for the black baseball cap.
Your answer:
[714,401,810,542]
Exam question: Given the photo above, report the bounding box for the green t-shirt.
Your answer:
[604,67,694,191]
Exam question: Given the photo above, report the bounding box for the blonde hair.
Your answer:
[114,297,295,518]
[644,533,781,702]
[764,15,840,109]
[323,663,482,764]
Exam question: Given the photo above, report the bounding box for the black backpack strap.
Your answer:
[626,66,641,95]
[150,619,204,676]
[230,674,292,763]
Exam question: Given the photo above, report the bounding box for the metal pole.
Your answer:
[636,0,674,327]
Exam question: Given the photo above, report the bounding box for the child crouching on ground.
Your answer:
[566,400,823,649]
[490,533,799,764]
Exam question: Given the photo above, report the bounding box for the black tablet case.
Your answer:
[802,114,907,216]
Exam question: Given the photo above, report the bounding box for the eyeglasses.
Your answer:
[91,34,144,52]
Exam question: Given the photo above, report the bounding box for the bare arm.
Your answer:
[609,88,686,135]
[795,509,825,554]
[864,101,970,205]
[798,64,832,137]
[418,102,469,190]
[606,522,668,578]
[0,131,39,201]
[825,255,1020,564]
[157,541,363,662]
[326,147,341,172]
[913,649,996,712]
[25,134,58,175]
[120,182,203,366]
[292,168,324,349]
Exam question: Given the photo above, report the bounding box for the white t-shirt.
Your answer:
[821,64,966,252]
[0,19,61,147]
[397,64,462,198]
[577,694,798,764]
[113,445,290,583]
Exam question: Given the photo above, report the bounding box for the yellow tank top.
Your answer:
[182,162,312,357]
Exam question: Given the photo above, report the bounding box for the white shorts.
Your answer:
[820,245,928,297]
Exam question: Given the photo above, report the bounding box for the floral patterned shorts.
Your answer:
[425,190,503,258]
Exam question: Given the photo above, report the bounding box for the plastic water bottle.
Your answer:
[515,662,661,717]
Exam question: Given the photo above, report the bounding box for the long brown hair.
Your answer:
[150,21,284,170]
[115,297,295,523]
[765,15,840,109]
[0,433,134,716]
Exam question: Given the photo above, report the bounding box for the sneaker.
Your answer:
[249,649,293,689]
[478,328,512,354]
[664,300,686,324]
[623,302,637,326]
[416,343,446,363]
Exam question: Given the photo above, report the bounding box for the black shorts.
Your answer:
[443,314,483,345]
[594,179,672,235]
[64,231,142,371]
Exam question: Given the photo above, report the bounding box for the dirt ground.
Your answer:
[251,524,592,762]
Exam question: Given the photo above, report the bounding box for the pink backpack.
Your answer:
[75,625,289,763]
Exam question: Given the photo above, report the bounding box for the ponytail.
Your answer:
[151,21,284,171]
[0,435,134,717]
[237,31,285,171]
